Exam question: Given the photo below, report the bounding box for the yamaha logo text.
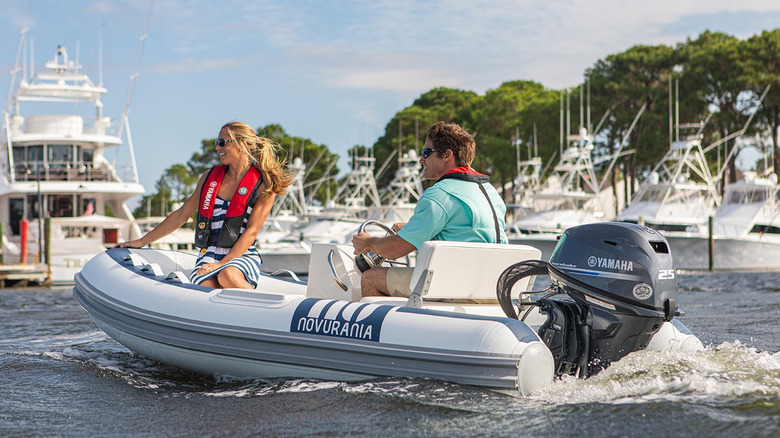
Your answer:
[587,255,634,271]
[202,181,218,210]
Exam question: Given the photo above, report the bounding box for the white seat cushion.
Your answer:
[409,241,543,301]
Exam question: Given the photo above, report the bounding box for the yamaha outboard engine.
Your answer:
[499,222,679,378]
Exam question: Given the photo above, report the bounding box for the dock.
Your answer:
[0,219,52,287]
[0,263,51,287]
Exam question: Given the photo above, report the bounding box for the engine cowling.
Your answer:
[542,222,678,377]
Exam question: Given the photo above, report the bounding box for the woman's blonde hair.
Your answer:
[221,121,293,195]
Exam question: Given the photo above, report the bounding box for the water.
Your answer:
[1,271,779,437]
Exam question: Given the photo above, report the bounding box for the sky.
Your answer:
[2,0,780,206]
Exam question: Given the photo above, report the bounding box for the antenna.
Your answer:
[117,0,154,141]
[21,37,26,82]
[533,123,538,158]
[559,91,564,156]
[668,75,673,148]
[579,85,584,132]
[113,0,154,185]
[675,75,680,142]
[566,90,571,145]
[98,25,104,86]
[6,2,31,114]
[587,77,592,133]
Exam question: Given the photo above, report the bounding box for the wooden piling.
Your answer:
[708,216,714,271]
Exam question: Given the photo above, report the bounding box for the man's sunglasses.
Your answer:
[422,148,439,158]
[214,138,236,147]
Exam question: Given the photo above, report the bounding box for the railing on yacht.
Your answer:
[12,162,110,182]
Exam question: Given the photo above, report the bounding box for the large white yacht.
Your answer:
[1,45,144,283]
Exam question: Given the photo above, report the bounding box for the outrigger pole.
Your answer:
[115,0,154,183]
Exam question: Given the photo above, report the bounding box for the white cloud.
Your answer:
[151,56,253,74]
[155,0,779,93]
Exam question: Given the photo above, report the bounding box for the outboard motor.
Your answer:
[498,222,679,378]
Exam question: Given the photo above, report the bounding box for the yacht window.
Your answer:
[726,191,743,205]
[750,190,768,203]
[78,147,94,163]
[48,144,74,180]
[12,147,24,165]
[49,195,74,217]
[750,224,780,234]
[48,144,73,165]
[8,198,24,235]
[26,194,42,221]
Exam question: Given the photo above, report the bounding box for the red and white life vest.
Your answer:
[194,165,263,248]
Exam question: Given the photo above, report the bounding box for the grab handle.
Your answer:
[327,249,348,292]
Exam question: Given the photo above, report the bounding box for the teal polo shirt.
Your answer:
[397,177,507,250]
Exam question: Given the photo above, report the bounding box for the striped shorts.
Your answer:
[189,246,263,287]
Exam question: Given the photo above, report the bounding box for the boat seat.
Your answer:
[141,263,164,277]
[406,241,542,307]
[165,271,191,283]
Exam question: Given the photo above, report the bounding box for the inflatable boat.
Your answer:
[73,221,703,395]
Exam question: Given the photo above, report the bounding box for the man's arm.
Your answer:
[351,233,416,260]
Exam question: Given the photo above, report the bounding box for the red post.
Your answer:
[20,220,28,264]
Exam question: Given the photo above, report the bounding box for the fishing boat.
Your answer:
[616,86,773,270]
[505,94,643,261]
[257,156,310,247]
[505,128,617,260]
[1,45,145,283]
[615,132,720,235]
[505,155,543,222]
[73,221,702,395]
[377,149,423,221]
[662,171,780,270]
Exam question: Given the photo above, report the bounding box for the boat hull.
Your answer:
[73,248,555,395]
[665,234,780,270]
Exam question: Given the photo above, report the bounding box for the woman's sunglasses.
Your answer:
[214,138,236,147]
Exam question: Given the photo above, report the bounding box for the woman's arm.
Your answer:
[116,172,206,248]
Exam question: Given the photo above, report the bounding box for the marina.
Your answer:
[3,3,780,437]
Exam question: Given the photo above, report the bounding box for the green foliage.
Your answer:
[369,87,480,187]
[743,29,780,173]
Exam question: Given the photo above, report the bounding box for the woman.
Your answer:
[117,121,293,289]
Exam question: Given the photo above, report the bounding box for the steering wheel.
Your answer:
[354,219,411,272]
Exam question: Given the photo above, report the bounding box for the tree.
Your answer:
[472,80,559,192]
[681,31,751,186]
[372,87,480,188]
[744,29,780,174]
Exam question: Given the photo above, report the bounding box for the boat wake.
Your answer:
[532,342,780,405]
[38,336,780,412]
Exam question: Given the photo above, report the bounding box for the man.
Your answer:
[352,121,508,297]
